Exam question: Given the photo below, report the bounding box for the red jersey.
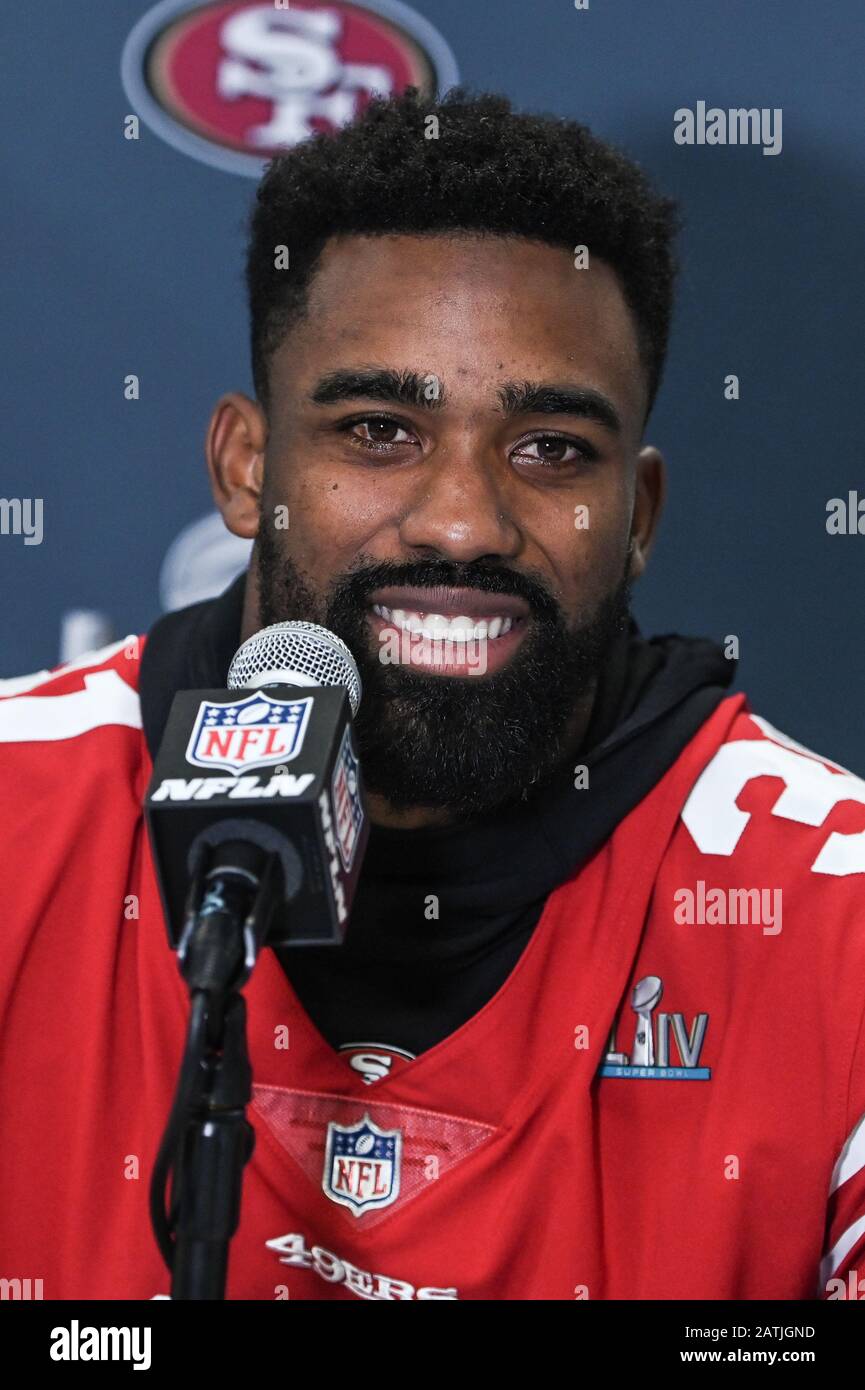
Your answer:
[1,636,864,1300]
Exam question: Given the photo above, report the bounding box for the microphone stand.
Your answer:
[150,844,283,1299]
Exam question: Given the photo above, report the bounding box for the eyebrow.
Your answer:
[310,368,444,409]
[497,381,622,433]
[309,368,622,433]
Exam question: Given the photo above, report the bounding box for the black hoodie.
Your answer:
[140,574,736,1056]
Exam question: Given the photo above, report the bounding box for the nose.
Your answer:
[397,447,522,564]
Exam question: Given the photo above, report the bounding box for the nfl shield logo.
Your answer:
[322,1113,402,1216]
[185,691,313,774]
[331,725,364,872]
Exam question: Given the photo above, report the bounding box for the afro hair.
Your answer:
[246,88,680,421]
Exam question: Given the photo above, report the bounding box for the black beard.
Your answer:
[256,528,631,822]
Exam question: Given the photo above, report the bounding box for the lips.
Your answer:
[367,586,530,622]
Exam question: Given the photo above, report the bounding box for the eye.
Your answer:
[340,415,419,453]
[511,435,598,469]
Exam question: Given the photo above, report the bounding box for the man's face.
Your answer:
[210,234,663,822]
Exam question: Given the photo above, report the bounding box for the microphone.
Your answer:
[146,621,369,1297]
[145,620,369,954]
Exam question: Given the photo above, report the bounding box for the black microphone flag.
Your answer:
[145,622,369,947]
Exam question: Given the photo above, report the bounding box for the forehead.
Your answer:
[274,233,647,425]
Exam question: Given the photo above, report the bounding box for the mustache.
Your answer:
[327,557,563,624]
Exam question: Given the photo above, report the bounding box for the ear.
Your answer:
[629,445,666,580]
[205,393,267,540]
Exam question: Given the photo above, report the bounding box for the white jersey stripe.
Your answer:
[0,637,137,696]
[0,670,142,741]
[830,1109,865,1194]
[819,1212,865,1287]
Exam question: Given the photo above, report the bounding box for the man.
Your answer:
[1,89,863,1302]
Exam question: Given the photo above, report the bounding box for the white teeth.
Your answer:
[448,616,480,641]
[390,608,423,633]
[371,604,517,641]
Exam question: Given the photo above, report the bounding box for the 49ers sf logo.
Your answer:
[121,0,460,177]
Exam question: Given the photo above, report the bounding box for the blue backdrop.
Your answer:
[2,0,863,770]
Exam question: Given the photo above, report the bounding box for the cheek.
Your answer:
[535,479,632,588]
[270,466,394,581]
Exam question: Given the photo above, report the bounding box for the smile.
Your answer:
[370,604,516,643]
[365,589,531,677]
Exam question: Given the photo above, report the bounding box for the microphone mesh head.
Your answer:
[227,621,362,715]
